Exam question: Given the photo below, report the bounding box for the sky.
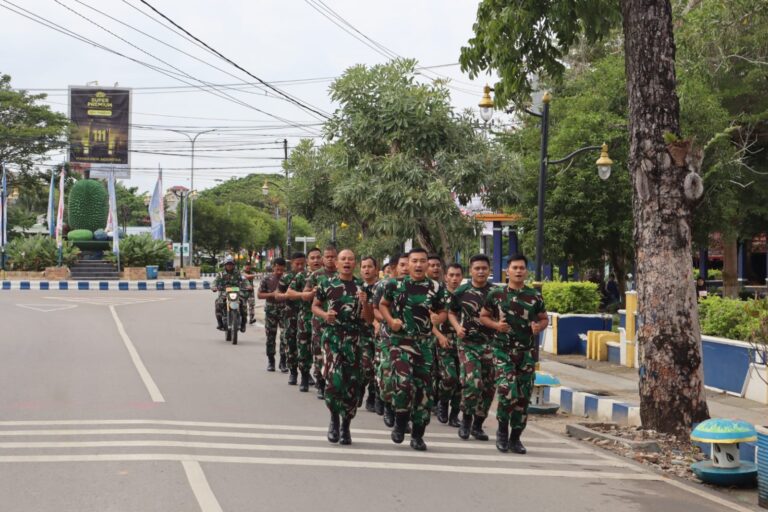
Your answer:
[1,0,496,193]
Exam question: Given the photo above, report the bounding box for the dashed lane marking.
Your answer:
[182,460,223,512]
[109,306,165,403]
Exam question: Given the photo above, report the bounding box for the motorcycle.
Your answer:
[223,286,245,344]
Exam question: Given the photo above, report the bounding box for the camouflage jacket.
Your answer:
[382,275,447,338]
[258,274,284,307]
[315,275,368,334]
[305,268,337,316]
[437,288,457,336]
[451,282,496,343]
[483,285,546,348]
[360,280,378,337]
[278,271,301,312]
[214,270,249,293]
[290,270,313,321]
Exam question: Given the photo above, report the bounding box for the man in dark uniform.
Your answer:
[257,257,286,371]
[379,248,447,451]
[481,254,548,454]
[312,249,373,445]
[242,263,257,325]
[449,254,496,442]
[304,245,338,399]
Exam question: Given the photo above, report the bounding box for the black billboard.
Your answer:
[69,87,131,177]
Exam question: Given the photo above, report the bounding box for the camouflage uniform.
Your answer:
[315,275,368,420]
[290,270,314,375]
[213,270,249,323]
[383,276,446,428]
[278,271,301,371]
[244,272,256,321]
[359,281,378,402]
[372,278,393,404]
[305,268,337,382]
[484,285,546,432]
[257,274,284,356]
[451,282,496,419]
[436,290,461,411]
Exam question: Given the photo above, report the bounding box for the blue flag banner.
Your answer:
[47,168,56,237]
[148,168,165,240]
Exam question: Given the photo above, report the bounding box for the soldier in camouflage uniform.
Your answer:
[449,254,496,442]
[257,257,287,371]
[370,260,392,416]
[380,248,447,451]
[242,263,257,324]
[426,254,444,415]
[358,255,379,411]
[276,253,306,384]
[481,254,548,454]
[373,253,409,427]
[212,256,250,333]
[433,262,463,427]
[304,245,338,399]
[285,247,323,392]
[312,249,373,445]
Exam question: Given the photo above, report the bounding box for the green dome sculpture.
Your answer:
[68,179,108,232]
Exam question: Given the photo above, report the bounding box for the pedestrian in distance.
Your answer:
[257,258,286,371]
[242,263,258,324]
[480,254,548,454]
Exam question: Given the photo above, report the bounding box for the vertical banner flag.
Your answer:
[149,167,165,240]
[47,168,56,236]
[56,168,65,249]
[181,194,189,247]
[0,165,7,251]
[107,172,119,255]
[69,87,131,178]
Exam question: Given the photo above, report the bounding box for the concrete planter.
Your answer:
[5,270,46,280]
[158,271,176,279]
[122,267,147,280]
[43,267,69,280]
[540,313,612,355]
[758,425,768,508]
[183,266,201,279]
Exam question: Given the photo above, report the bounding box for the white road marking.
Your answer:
[44,297,169,307]
[0,453,661,480]
[15,304,78,313]
[0,428,588,453]
[109,306,165,403]
[0,440,633,467]
[181,460,223,512]
[657,474,759,512]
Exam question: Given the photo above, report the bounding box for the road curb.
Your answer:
[0,280,212,291]
[565,422,661,453]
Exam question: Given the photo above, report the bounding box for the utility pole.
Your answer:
[284,138,292,258]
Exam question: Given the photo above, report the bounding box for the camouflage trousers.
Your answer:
[247,293,255,320]
[297,313,313,374]
[375,331,392,403]
[360,332,376,388]
[322,328,362,420]
[388,334,434,428]
[436,335,461,409]
[263,305,282,356]
[280,309,299,370]
[494,345,535,431]
[458,341,495,418]
[311,318,325,381]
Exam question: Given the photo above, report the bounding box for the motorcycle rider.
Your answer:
[212,255,250,333]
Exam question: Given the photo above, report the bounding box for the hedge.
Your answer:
[698,296,767,342]
[541,282,601,314]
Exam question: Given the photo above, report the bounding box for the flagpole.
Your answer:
[1,163,7,272]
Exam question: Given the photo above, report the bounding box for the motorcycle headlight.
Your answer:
[228,292,239,301]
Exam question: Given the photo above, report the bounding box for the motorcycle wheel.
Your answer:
[231,310,239,345]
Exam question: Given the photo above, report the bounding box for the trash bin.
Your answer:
[146,265,159,280]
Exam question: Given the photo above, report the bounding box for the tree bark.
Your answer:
[722,236,739,298]
[622,0,709,433]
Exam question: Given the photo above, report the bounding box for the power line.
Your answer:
[136,0,332,120]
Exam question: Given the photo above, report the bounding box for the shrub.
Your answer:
[693,268,723,280]
[105,234,173,267]
[698,296,762,341]
[541,282,601,314]
[5,236,80,271]
[67,229,94,241]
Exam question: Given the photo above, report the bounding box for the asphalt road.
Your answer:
[0,291,755,512]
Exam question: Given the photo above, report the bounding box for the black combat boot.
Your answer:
[307,374,315,387]
[374,395,385,416]
[216,315,225,331]
[339,418,352,445]
[365,386,377,412]
[496,420,510,453]
[240,315,247,333]
[316,378,325,399]
[278,354,288,373]
[447,406,461,428]
[510,429,527,454]
[299,371,310,392]
[288,369,298,385]
[327,414,340,443]
[266,355,275,372]
[471,415,489,441]
[383,404,395,428]
[436,400,449,424]
[249,314,256,325]
[409,423,427,451]
[391,412,409,444]
[458,412,473,440]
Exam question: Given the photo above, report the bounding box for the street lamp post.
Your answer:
[479,86,613,281]
[168,128,217,267]
[170,187,191,270]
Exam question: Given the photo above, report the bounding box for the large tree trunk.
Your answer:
[622,0,709,433]
[722,236,739,298]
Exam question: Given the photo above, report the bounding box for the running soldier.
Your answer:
[426,254,444,414]
[276,252,306,384]
[312,249,373,445]
[449,254,496,442]
[242,263,257,325]
[305,245,338,399]
[480,254,548,454]
[257,257,286,371]
[380,248,447,451]
[358,255,379,411]
[285,247,323,392]
[434,262,463,427]
[371,259,393,416]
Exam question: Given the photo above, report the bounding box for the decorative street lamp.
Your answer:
[262,177,292,258]
[480,86,613,281]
